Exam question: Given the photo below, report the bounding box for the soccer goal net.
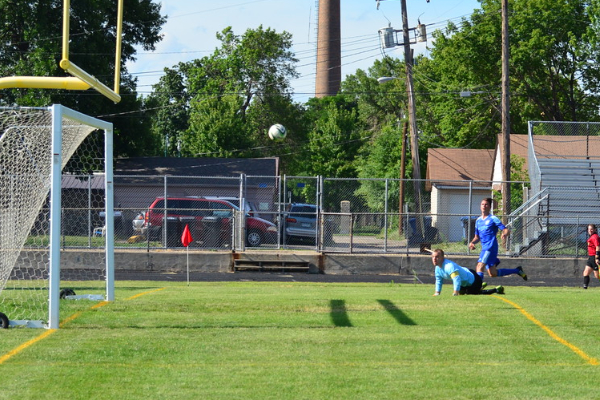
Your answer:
[0,105,114,329]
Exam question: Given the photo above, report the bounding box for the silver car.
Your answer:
[284,203,318,242]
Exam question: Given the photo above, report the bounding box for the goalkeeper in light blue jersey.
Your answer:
[468,198,528,282]
[432,249,503,296]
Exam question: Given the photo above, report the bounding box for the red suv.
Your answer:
[141,197,277,247]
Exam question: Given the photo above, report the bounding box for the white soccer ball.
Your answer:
[268,123,287,141]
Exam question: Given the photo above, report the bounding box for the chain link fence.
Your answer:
[24,172,599,258]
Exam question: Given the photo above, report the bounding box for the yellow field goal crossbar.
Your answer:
[0,0,123,103]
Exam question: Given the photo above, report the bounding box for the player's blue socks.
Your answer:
[497,268,519,277]
[477,271,484,280]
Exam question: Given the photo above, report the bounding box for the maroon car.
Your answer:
[141,197,277,247]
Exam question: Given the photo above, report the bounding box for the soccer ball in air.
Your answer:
[268,124,287,141]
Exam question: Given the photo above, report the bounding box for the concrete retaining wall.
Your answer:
[56,249,583,278]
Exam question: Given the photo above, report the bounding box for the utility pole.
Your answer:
[377,0,427,240]
[399,120,407,235]
[501,0,511,221]
[400,0,424,239]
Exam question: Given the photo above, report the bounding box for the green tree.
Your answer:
[417,0,600,152]
[144,65,191,156]
[147,26,300,160]
[342,57,407,133]
[0,0,166,157]
[184,95,250,158]
[354,121,405,212]
[296,96,364,178]
[340,59,427,214]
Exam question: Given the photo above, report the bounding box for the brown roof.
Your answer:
[530,135,600,159]
[426,148,495,189]
[114,157,279,176]
[497,134,600,173]
[426,134,600,191]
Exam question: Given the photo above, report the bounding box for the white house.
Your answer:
[426,148,494,242]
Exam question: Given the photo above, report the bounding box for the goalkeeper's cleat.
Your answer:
[481,281,488,290]
[495,285,505,295]
[517,266,528,281]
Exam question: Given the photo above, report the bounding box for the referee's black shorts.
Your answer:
[586,256,599,271]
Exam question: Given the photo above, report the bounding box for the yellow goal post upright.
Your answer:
[0,0,124,103]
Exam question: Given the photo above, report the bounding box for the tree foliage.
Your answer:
[295,96,365,178]
[0,0,166,157]
[146,26,302,161]
[342,0,600,179]
[414,0,600,153]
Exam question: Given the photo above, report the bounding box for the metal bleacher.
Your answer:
[508,158,600,256]
[508,122,600,256]
[537,158,600,220]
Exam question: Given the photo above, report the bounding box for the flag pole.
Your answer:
[181,223,193,287]
[186,246,189,286]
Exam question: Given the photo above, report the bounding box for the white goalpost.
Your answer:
[0,105,114,329]
[0,0,122,329]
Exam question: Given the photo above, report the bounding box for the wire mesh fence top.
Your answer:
[530,121,600,160]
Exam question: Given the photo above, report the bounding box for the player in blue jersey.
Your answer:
[468,198,527,281]
[432,248,504,296]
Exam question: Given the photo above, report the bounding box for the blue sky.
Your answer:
[127,0,482,102]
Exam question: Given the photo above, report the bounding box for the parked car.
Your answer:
[282,203,335,244]
[132,212,146,234]
[202,196,262,219]
[283,203,319,243]
[137,197,277,247]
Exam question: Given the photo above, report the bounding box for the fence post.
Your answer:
[88,176,92,248]
[162,176,168,249]
[317,175,323,252]
[384,179,388,253]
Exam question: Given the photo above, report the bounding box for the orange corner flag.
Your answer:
[181,224,193,247]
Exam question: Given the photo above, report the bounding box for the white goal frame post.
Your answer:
[47,105,115,329]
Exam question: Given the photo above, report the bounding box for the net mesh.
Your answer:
[0,107,97,322]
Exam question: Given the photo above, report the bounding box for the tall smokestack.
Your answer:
[315,0,341,98]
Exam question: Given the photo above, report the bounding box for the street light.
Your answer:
[377,77,395,84]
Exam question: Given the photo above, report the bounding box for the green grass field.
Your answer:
[0,281,598,399]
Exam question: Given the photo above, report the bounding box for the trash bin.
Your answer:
[460,216,477,243]
[408,218,417,238]
[408,216,436,244]
[163,217,180,247]
[322,217,334,246]
[423,217,437,242]
[201,216,221,247]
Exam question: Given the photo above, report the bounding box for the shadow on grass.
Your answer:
[330,299,353,327]
[377,299,416,325]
